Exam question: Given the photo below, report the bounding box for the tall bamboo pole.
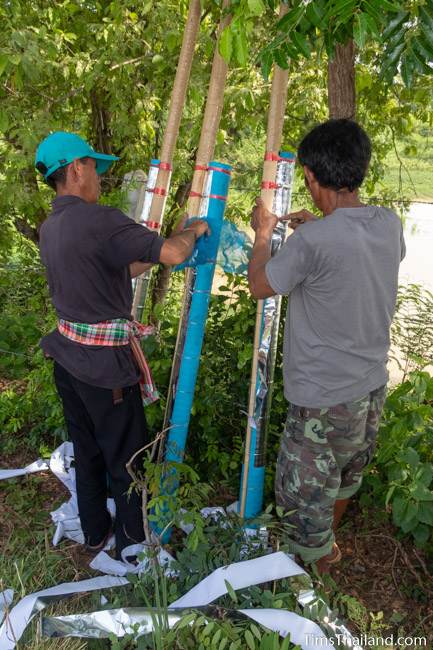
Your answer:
[148,0,202,224]
[239,3,290,519]
[132,0,202,319]
[161,0,231,446]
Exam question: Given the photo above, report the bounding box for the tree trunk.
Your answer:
[149,180,191,325]
[327,40,356,120]
[90,87,113,154]
[90,87,122,191]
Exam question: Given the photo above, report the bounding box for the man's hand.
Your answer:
[251,198,278,235]
[281,209,317,230]
[182,219,210,239]
[160,219,210,266]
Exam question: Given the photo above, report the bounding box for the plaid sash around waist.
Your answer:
[58,318,158,406]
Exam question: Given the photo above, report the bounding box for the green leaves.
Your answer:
[291,31,311,59]
[418,502,433,527]
[219,27,233,63]
[219,21,249,67]
[244,629,256,650]
[353,13,369,49]
[247,0,266,16]
[381,10,408,41]
[224,580,238,603]
[234,25,249,67]
[0,54,9,77]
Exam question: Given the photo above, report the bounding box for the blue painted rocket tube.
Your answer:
[165,161,231,465]
[239,151,296,519]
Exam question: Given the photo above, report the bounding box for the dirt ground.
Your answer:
[1,447,432,646]
[333,502,433,642]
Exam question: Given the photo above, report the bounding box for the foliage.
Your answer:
[361,371,433,550]
[0,349,66,454]
[107,499,304,649]
[0,238,51,372]
[222,0,433,89]
[141,273,287,492]
[390,283,433,378]
[0,249,64,453]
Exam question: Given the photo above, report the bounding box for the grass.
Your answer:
[379,127,433,202]
[1,465,433,649]
[0,470,133,648]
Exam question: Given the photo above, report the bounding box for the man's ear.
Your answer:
[69,159,81,182]
[303,166,316,186]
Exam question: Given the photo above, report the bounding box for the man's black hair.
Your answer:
[45,165,68,190]
[297,119,371,192]
[38,156,90,191]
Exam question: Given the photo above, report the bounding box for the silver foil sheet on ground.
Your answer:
[40,549,361,648]
[293,580,362,649]
[42,606,217,639]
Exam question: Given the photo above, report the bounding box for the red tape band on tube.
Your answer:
[264,152,295,163]
[207,165,231,176]
[159,162,172,171]
[264,152,282,162]
[188,191,202,198]
[143,220,160,230]
[261,181,279,190]
[209,194,227,201]
[152,187,167,196]
[194,165,208,172]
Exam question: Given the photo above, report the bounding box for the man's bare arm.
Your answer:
[129,220,210,275]
[129,261,153,278]
[159,220,209,265]
[248,199,276,299]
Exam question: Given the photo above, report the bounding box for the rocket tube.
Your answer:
[131,159,161,321]
[239,152,296,519]
[165,161,231,466]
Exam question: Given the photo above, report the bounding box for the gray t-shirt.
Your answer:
[265,206,406,408]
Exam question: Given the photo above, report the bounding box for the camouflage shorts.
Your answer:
[275,385,386,563]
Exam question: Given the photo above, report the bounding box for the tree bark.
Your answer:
[90,87,113,154]
[149,180,191,325]
[327,40,356,120]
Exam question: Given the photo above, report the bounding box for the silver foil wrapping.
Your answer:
[139,161,160,226]
[294,580,362,649]
[253,157,295,466]
[41,590,361,648]
[42,607,204,639]
[132,161,172,321]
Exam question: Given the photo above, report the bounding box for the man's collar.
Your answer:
[51,195,88,209]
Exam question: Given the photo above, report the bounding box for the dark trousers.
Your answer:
[53,362,147,558]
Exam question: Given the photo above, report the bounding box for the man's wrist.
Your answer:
[255,227,273,240]
[181,227,197,241]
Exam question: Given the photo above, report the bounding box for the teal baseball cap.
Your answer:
[35,131,119,179]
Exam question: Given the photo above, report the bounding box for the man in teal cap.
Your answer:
[35,131,208,558]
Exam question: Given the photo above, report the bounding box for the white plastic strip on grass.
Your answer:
[0,459,48,480]
[239,608,333,649]
[169,551,305,608]
[48,442,115,548]
[90,545,176,577]
[0,590,14,626]
[0,576,128,650]
[40,553,334,649]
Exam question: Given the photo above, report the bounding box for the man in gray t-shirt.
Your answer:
[248,119,405,573]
